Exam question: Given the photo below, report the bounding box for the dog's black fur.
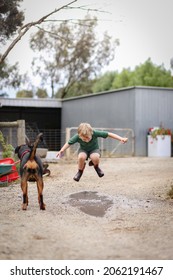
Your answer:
[15,133,46,210]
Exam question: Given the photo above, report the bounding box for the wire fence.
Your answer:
[40,128,66,151]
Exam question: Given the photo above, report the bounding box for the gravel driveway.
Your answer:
[0,157,173,260]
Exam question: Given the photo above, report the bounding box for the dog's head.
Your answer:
[15,144,32,159]
[15,133,43,160]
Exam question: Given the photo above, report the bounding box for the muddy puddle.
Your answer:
[68,191,113,217]
[67,191,156,217]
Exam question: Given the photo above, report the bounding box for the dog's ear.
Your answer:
[15,146,20,154]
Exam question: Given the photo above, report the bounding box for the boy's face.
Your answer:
[79,134,92,142]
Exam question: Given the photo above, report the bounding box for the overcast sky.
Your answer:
[1,0,173,97]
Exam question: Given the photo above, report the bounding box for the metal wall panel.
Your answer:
[135,87,173,155]
[62,88,136,130]
[62,87,173,156]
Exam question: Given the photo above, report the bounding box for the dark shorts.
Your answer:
[78,149,101,159]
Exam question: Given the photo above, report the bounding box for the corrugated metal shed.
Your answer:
[62,86,173,156]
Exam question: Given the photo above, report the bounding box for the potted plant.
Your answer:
[148,127,172,140]
[147,127,172,157]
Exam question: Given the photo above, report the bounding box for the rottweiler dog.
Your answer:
[15,133,46,210]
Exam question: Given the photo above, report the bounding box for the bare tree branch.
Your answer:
[65,5,110,14]
[0,0,78,64]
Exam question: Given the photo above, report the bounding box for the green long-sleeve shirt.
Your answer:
[68,130,108,152]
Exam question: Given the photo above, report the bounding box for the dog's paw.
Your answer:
[22,203,27,210]
[40,203,46,210]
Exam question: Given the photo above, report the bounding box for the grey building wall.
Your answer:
[62,87,135,129]
[134,87,173,156]
[62,86,173,156]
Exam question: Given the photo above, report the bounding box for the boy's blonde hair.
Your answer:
[78,123,93,137]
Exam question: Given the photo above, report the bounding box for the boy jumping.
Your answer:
[56,123,128,182]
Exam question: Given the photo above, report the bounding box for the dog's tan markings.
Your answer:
[24,160,38,170]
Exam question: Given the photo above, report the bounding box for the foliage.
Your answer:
[0,0,24,44]
[30,15,118,98]
[92,72,117,93]
[0,1,79,64]
[15,88,48,98]
[0,131,14,158]
[133,58,173,87]
[35,88,48,98]
[111,68,134,89]
[16,89,33,98]
[0,1,28,93]
[56,80,95,98]
[92,58,173,93]
[0,58,22,91]
[148,127,172,139]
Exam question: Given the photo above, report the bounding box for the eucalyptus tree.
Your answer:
[0,0,24,93]
[111,59,173,90]
[16,89,33,98]
[0,0,24,44]
[0,59,22,94]
[30,16,119,98]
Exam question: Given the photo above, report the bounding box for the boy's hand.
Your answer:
[121,137,128,144]
[56,150,64,158]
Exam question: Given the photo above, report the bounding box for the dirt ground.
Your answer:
[0,157,173,260]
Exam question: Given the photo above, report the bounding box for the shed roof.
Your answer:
[1,86,173,107]
[0,97,62,108]
[62,86,173,102]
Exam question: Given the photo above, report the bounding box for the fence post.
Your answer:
[17,120,25,145]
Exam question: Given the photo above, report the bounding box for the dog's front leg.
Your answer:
[37,178,46,210]
[21,179,28,210]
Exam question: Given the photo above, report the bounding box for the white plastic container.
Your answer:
[147,135,171,157]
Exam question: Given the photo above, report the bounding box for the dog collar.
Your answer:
[21,150,30,160]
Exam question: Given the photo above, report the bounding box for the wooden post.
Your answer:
[17,120,25,145]
[0,121,17,127]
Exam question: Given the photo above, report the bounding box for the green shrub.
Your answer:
[0,131,14,158]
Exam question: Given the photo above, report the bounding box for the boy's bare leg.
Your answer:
[89,153,104,177]
[78,152,87,170]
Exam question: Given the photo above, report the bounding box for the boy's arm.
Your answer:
[108,132,128,143]
[56,142,70,158]
[56,133,78,158]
